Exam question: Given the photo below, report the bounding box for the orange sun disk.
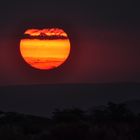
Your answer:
[20,28,71,70]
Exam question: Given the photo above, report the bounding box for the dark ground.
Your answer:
[0,83,140,139]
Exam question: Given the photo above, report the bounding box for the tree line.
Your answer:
[0,102,140,140]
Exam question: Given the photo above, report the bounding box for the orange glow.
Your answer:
[25,28,67,37]
[20,28,70,70]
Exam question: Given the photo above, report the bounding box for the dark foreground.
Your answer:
[0,102,140,140]
[0,83,140,139]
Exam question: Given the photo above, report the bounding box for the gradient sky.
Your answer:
[0,0,140,85]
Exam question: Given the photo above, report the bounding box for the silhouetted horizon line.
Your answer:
[0,82,140,88]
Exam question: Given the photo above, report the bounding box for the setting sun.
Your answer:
[20,28,70,70]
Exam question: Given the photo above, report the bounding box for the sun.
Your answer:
[20,28,71,70]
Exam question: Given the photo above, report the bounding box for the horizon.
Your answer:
[0,83,140,117]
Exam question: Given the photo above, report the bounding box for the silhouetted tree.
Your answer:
[0,102,139,140]
[106,102,135,122]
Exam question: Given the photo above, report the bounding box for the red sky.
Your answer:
[0,0,140,85]
[0,26,140,85]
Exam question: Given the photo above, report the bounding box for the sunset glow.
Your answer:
[20,28,70,70]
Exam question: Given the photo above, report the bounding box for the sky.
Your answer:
[0,0,140,85]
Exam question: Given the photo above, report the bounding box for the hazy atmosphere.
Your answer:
[0,0,140,85]
[0,1,140,140]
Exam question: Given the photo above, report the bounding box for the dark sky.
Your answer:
[0,0,140,85]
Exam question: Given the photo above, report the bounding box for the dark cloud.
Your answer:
[22,34,68,40]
